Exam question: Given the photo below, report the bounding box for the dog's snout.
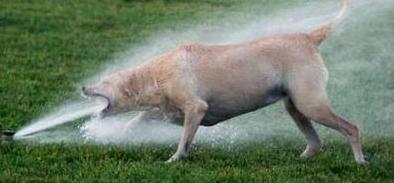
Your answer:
[81,85,92,96]
[81,86,88,95]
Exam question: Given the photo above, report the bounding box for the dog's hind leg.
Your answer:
[284,98,321,159]
[289,83,366,164]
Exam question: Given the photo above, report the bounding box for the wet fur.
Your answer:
[83,0,366,164]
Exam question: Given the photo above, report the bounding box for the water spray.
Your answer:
[7,101,106,141]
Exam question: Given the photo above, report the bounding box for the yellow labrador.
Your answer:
[83,0,366,164]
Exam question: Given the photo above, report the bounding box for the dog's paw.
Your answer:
[300,146,321,159]
[165,155,181,164]
[356,157,368,165]
[165,158,176,164]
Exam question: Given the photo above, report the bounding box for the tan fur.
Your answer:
[83,0,366,164]
[310,0,350,45]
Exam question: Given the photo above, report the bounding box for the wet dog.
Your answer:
[83,0,366,164]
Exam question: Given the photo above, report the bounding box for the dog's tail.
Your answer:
[309,0,350,46]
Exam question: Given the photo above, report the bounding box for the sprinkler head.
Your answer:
[2,130,15,141]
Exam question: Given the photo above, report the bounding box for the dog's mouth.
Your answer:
[82,87,113,117]
[93,93,112,114]
[89,93,114,119]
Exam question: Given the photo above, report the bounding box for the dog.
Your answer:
[82,0,366,164]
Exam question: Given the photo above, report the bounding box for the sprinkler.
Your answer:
[2,130,15,141]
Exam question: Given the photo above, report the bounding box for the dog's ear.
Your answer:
[121,85,139,98]
[125,72,141,96]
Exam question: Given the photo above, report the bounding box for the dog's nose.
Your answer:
[81,86,89,98]
[82,86,90,95]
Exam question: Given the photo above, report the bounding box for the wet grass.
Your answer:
[1,140,393,182]
[1,0,393,182]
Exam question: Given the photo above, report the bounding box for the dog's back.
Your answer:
[165,33,320,125]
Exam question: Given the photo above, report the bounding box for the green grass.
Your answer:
[1,0,393,182]
[1,141,393,182]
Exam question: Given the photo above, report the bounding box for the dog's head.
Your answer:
[82,80,143,118]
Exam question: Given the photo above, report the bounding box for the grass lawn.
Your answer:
[1,0,393,182]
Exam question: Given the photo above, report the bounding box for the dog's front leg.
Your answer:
[166,100,208,163]
[123,110,164,134]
